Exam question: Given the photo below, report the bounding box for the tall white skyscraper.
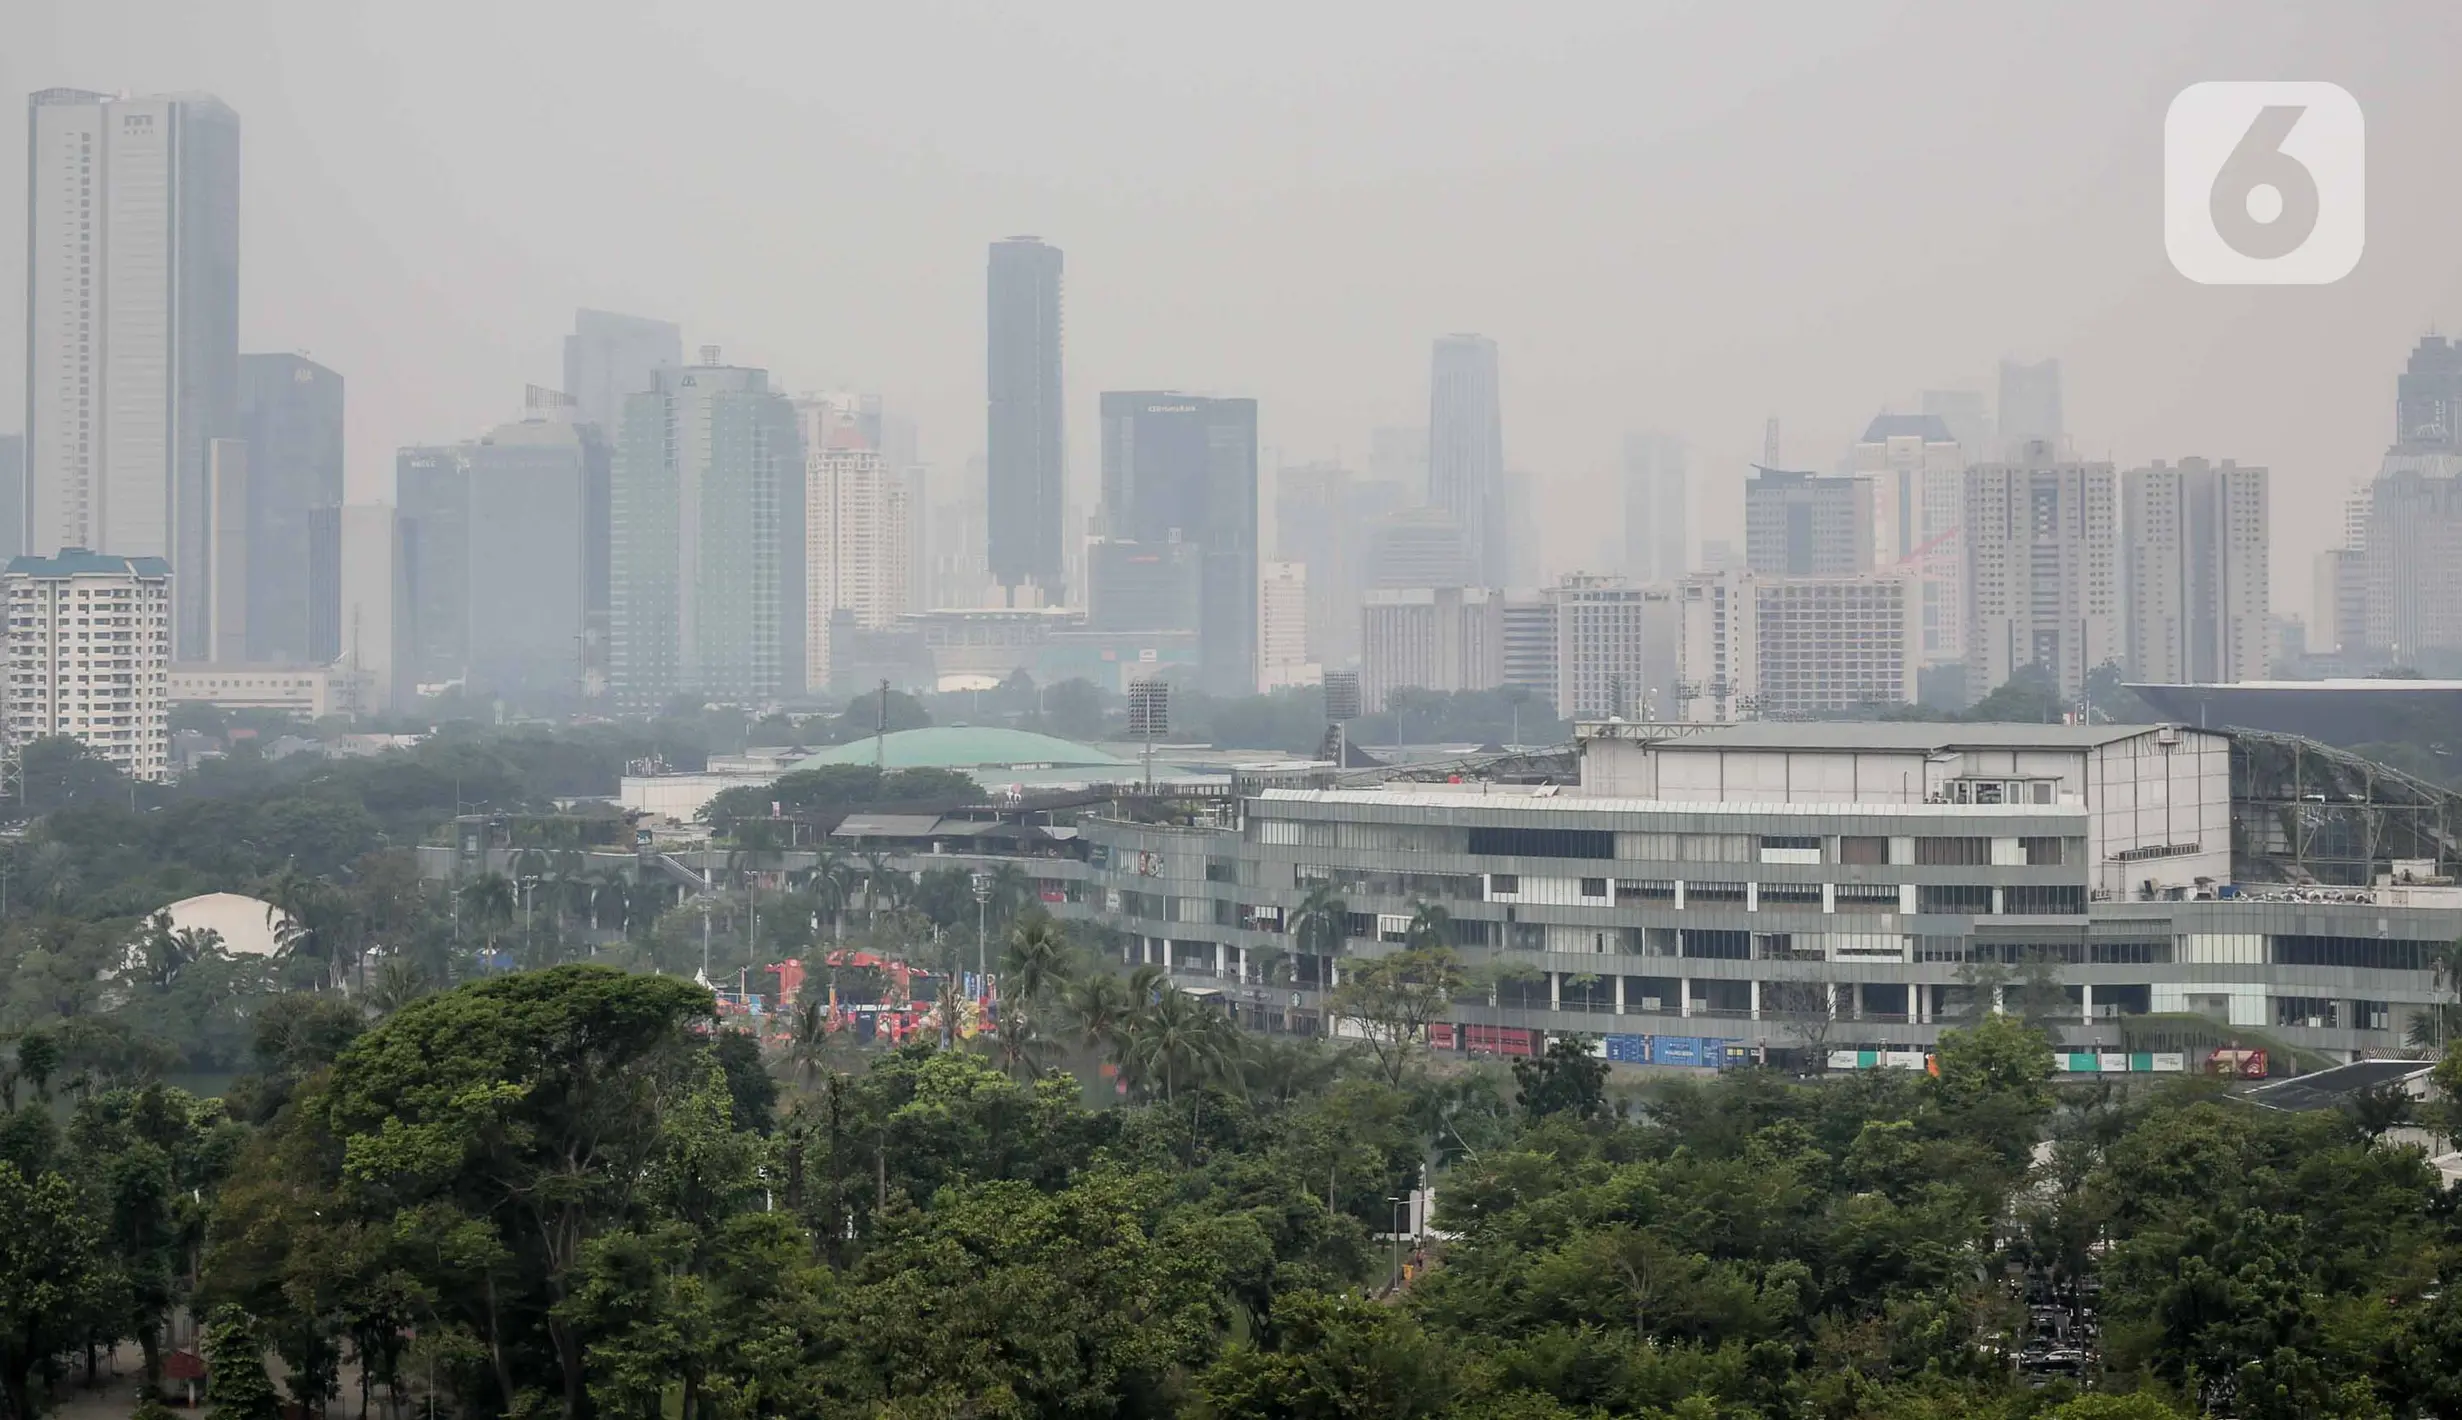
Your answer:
[3,549,173,779]
[804,436,912,693]
[1961,445,2119,701]
[1853,414,1966,663]
[563,310,682,432]
[1621,432,1688,585]
[24,89,241,658]
[1428,335,1504,583]
[1257,560,1313,691]
[2122,458,2270,686]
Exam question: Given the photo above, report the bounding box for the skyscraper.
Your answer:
[1257,560,1313,691]
[1961,444,2119,700]
[236,354,344,663]
[24,89,241,658]
[563,310,682,432]
[1427,335,1504,582]
[1097,392,1258,695]
[1621,432,1688,586]
[395,444,470,690]
[1996,358,2064,455]
[610,355,804,712]
[1920,389,1992,460]
[804,433,912,691]
[332,505,412,712]
[1744,469,1874,577]
[987,237,1066,599]
[1852,413,1965,663]
[466,416,611,705]
[2395,335,2462,450]
[2122,458,2270,685]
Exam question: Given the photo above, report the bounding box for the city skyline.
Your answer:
[14,3,2462,620]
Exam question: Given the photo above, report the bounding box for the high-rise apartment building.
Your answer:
[1997,358,2064,455]
[1257,560,1313,691]
[395,444,470,690]
[987,237,1066,599]
[1852,414,1964,663]
[1551,573,1673,720]
[24,90,241,659]
[1745,469,1874,578]
[1097,392,1258,695]
[2395,335,2462,450]
[1361,586,1502,712]
[610,356,804,712]
[0,435,22,563]
[3,549,172,778]
[563,310,681,433]
[805,435,912,692]
[1500,595,1559,703]
[1274,463,1372,668]
[235,354,343,663]
[1674,570,1918,722]
[2122,459,2270,686]
[1961,445,2119,700]
[465,416,611,704]
[1621,433,1688,586]
[1428,335,1505,584]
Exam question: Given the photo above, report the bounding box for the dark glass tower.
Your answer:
[1098,392,1258,695]
[986,237,1065,598]
[237,353,344,662]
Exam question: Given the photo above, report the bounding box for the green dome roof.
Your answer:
[791,726,1135,773]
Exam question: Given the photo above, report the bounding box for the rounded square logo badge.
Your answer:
[2164,81,2364,285]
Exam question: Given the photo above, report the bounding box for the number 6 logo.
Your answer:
[2165,82,2363,286]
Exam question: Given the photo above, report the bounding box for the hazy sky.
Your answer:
[11,0,2462,611]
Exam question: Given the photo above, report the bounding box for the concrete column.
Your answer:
[1751,979,1762,1021]
[1673,880,1686,911]
[1549,971,1562,1011]
[1746,881,1759,912]
[1215,941,1227,979]
[2080,982,2094,1025]
[1238,945,1249,983]
[1822,883,1835,914]
[1614,974,1627,1016]
[1327,957,1339,989]
[1679,976,1693,1018]
[1991,887,2005,915]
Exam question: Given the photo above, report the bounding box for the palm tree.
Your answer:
[860,852,904,930]
[1005,916,1073,1009]
[366,958,432,1016]
[1120,988,1237,1102]
[974,1008,1057,1082]
[810,852,856,942]
[1292,881,1348,959]
[459,873,517,968]
[22,840,79,913]
[1405,899,1452,952]
[1065,971,1137,1061]
[782,998,843,1093]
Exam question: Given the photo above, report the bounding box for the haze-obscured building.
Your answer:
[988,237,1067,600]
[563,309,681,433]
[1961,444,2119,700]
[24,90,241,659]
[2123,458,2269,686]
[1622,432,1688,586]
[1852,413,1963,663]
[1745,468,1874,578]
[1428,335,1505,583]
[1674,569,1918,722]
[236,354,343,664]
[1361,586,1502,712]
[1097,391,1257,696]
[3,549,172,778]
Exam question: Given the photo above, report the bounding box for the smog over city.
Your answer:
[5,7,2462,1419]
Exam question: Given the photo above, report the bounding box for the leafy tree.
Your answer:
[1513,1034,1609,1123]
[1328,947,1465,1087]
[0,1161,105,1420]
[201,1305,281,1420]
[1199,1291,1454,1420]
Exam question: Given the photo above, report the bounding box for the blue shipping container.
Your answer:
[1604,1034,1649,1063]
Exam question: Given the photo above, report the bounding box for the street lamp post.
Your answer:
[971,869,993,996]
